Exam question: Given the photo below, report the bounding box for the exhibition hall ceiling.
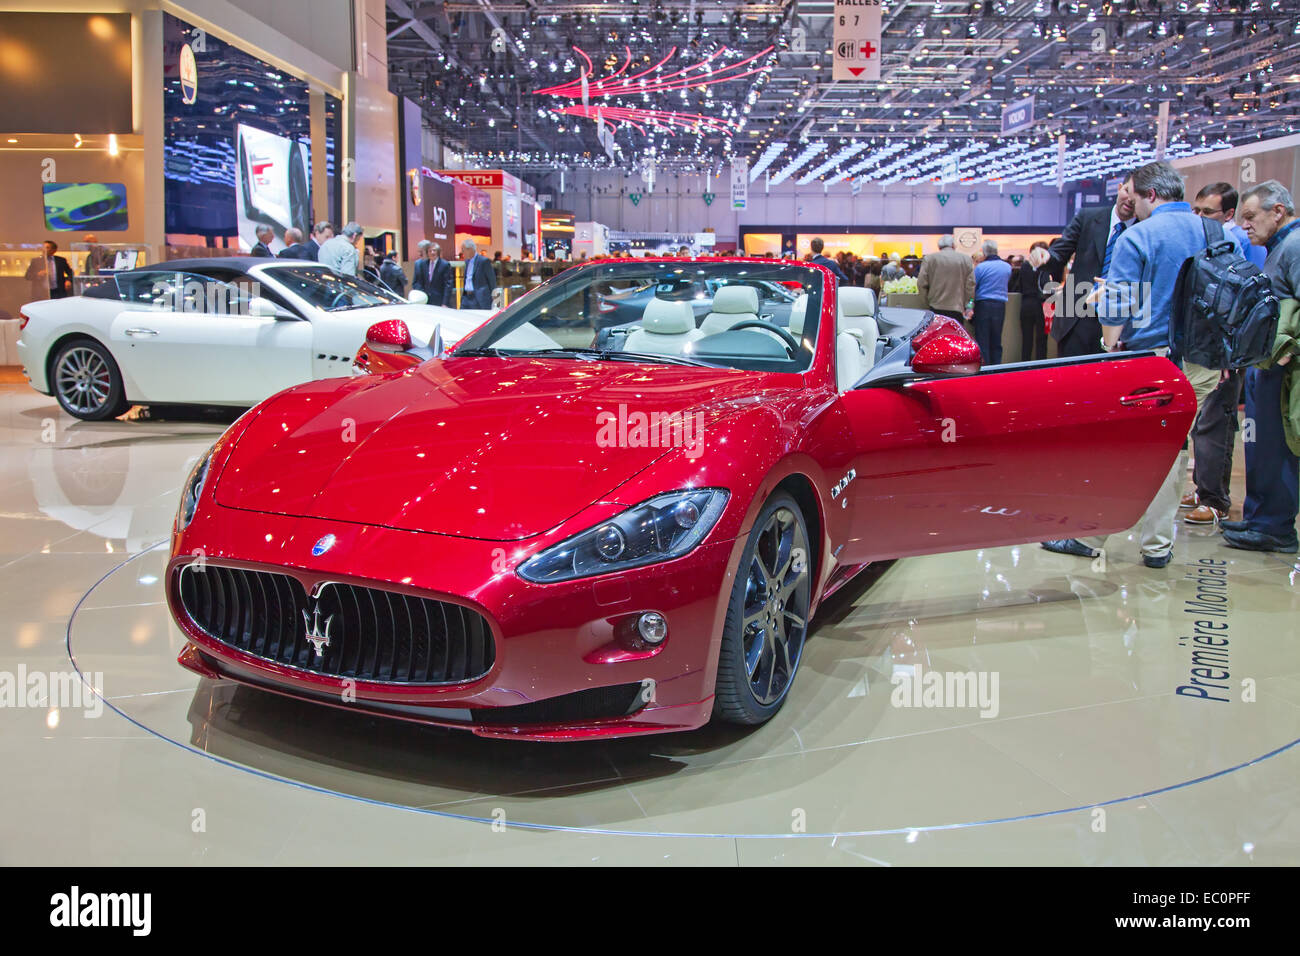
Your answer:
[385,0,1300,184]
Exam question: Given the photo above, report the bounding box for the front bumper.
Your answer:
[168,503,740,740]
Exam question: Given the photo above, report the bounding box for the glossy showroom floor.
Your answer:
[1,380,1298,866]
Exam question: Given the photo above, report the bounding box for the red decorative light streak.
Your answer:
[550,104,739,136]
[534,44,776,100]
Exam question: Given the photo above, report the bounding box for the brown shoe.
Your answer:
[1185,504,1228,525]
[1179,492,1198,509]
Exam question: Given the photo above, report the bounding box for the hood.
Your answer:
[215,357,778,540]
[347,303,493,347]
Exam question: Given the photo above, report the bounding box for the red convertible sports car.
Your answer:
[168,257,1195,741]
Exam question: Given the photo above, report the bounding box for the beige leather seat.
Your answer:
[789,293,809,338]
[623,298,703,355]
[699,285,760,335]
[836,287,879,391]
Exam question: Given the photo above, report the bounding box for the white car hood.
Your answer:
[349,303,493,349]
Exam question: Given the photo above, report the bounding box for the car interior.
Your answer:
[466,265,938,383]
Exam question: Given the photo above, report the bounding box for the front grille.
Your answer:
[471,683,645,726]
[178,565,494,685]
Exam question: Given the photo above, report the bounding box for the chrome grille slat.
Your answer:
[178,566,492,686]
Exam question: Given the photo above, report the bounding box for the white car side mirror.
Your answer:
[248,296,281,317]
[407,290,429,304]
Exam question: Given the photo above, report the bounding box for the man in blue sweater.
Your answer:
[971,239,1011,364]
[1042,161,1222,568]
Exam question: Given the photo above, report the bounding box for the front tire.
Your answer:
[52,339,129,421]
[713,492,813,725]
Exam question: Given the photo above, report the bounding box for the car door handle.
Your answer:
[124,328,159,337]
[1119,388,1175,407]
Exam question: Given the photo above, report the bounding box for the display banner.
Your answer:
[1001,96,1035,135]
[1156,101,1170,159]
[832,0,882,81]
[731,159,749,210]
[421,174,455,245]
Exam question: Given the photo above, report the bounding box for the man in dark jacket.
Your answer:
[1034,171,1136,356]
[26,241,74,299]
[250,224,275,257]
[277,228,310,259]
[459,239,496,310]
[412,242,455,307]
[379,251,407,295]
[809,237,849,285]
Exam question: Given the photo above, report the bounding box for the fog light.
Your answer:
[636,611,668,645]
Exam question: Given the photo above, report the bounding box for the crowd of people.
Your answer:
[1022,162,1299,565]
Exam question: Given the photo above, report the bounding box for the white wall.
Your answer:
[221,0,354,74]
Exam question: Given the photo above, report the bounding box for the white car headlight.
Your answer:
[517,489,729,584]
[177,446,215,531]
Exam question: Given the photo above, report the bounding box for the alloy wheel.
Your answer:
[55,346,113,416]
[740,505,811,706]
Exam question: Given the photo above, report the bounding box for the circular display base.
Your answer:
[68,536,1300,839]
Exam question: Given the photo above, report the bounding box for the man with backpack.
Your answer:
[1219,180,1300,553]
[1041,161,1245,568]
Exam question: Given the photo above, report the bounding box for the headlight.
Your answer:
[177,446,215,531]
[517,488,729,583]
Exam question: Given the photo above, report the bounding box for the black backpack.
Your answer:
[1172,217,1279,369]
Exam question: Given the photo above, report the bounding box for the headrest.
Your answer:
[710,284,760,315]
[838,286,876,318]
[642,298,696,334]
[789,293,809,336]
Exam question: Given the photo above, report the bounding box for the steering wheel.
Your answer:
[328,291,351,310]
[726,319,801,355]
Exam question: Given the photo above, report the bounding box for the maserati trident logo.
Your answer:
[312,534,336,556]
[302,604,334,658]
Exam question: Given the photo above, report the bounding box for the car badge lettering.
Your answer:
[302,604,334,659]
[312,534,336,556]
[830,468,857,499]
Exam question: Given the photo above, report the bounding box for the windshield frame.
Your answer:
[452,257,827,374]
[257,263,406,312]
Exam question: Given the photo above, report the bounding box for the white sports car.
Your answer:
[16,257,489,420]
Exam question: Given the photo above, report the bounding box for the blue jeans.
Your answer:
[973,299,1005,366]
[1242,364,1300,541]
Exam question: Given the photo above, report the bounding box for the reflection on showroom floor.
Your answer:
[2,383,1298,865]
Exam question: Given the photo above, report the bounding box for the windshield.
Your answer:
[265,265,405,311]
[454,260,825,372]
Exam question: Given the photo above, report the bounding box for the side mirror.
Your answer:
[407,290,429,304]
[365,318,413,353]
[911,334,982,377]
[248,296,284,318]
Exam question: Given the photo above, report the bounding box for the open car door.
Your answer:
[834,317,1197,564]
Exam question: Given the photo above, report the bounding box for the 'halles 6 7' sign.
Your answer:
[832,0,882,81]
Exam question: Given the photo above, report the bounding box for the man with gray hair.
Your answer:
[459,238,495,309]
[250,224,274,257]
[918,233,975,320]
[971,238,1011,363]
[318,221,363,276]
[1218,179,1300,552]
[277,227,308,259]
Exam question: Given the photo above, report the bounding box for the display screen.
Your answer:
[43,183,129,231]
[235,122,311,252]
